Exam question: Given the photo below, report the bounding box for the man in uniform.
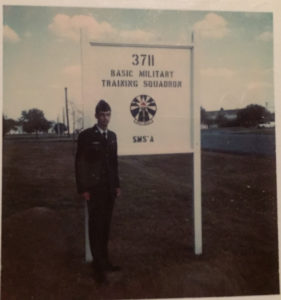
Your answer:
[75,100,121,284]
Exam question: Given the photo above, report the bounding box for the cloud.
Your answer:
[247,81,272,90]
[4,25,21,43]
[201,67,235,78]
[48,14,109,41]
[193,13,229,39]
[256,31,273,42]
[48,14,156,43]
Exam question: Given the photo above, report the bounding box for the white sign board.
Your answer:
[81,39,202,259]
[82,41,193,155]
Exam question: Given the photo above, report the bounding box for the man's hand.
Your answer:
[116,188,121,198]
[82,192,90,201]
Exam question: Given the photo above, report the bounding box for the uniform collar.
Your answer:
[96,124,108,134]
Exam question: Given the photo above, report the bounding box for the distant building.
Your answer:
[203,107,275,128]
[48,122,56,134]
[206,108,240,121]
[8,125,23,135]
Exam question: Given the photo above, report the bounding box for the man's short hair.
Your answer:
[95,100,111,114]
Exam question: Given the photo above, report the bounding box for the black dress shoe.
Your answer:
[104,263,122,272]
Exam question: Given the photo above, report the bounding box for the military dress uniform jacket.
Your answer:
[75,125,120,196]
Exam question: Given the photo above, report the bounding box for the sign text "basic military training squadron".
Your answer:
[101,54,182,88]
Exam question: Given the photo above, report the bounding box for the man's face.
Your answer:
[95,110,111,129]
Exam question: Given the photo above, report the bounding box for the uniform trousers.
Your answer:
[87,186,115,271]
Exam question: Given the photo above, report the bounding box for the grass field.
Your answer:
[1,139,279,299]
[202,127,276,135]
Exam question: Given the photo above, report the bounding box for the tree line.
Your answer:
[3,108,67,136]
[201,104,274,128]
[3,104,274,135]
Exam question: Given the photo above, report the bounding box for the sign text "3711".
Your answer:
[132,54,155,66]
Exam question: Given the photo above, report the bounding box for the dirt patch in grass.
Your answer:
[1,139,279,299]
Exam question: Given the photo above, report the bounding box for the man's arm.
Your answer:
[113,133,121,197]
[75,132,90,199]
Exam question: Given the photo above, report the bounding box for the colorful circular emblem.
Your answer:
[130,95,157,125]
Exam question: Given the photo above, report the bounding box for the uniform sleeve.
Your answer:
[75,133,87,194]
[114,134,120,188]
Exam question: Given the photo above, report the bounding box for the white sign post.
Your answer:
[81,35,202,261]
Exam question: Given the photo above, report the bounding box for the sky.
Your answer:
[3,6,274,124]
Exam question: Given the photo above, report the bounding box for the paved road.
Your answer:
[201,130,276,155]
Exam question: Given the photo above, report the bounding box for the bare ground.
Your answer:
[1,139,279,299]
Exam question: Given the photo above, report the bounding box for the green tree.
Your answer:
[20,109,51,134]
[216,108,227,127]
[54,123,68,135]
[3,115,17,135]
[237,104,271,127]
[200,107,207,125]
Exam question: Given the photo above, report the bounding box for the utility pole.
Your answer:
[57,116,61,136]
[80,28,85,130]
[62,107,65,126]
[73,109,76,133]
[65,87,70,136]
